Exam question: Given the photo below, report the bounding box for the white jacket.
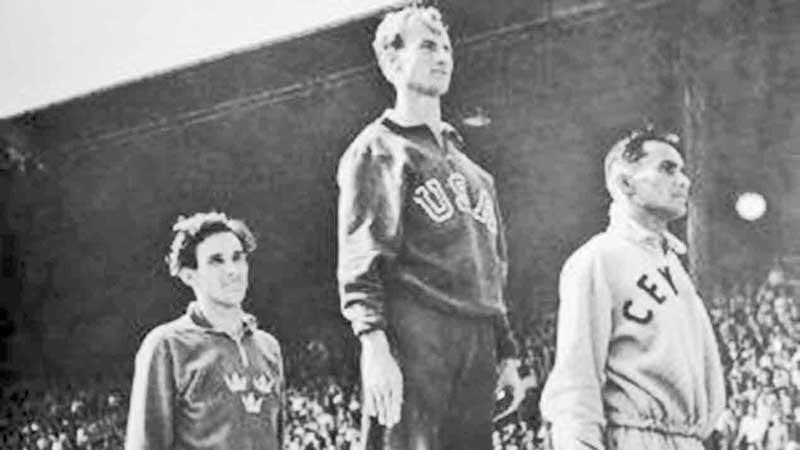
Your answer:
[539,205,725,450]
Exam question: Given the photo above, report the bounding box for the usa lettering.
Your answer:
[413,173,498,234]
[413,178,454,223]
[622,267,678,325]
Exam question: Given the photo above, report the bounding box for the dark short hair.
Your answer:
[165,212,256,277]
[619,127,683,164]
[606,126,682,168]
[604,125,683,197]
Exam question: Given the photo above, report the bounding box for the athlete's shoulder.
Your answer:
[336,121,408,185]
[252,329,281,353]
[338,119,408,176]
[443,122,495,181]
[252,330,283,371]
[563,233,600,264]
[561,232,618,271]
[563,230,640,280]
[138,310,207,350]
[133,316,185,362]
[343,118,404,159]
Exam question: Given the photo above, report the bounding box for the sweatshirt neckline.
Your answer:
[379,110,465,152]
[184,301,258,337]
[606,202,687,256]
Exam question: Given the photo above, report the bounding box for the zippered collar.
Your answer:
[379,109,465,151]
[184,301,258,336]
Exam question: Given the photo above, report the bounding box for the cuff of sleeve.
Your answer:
[343,299,388,337]
[355,326,385,338]
[494,315,520,360]
[352,319,387,337]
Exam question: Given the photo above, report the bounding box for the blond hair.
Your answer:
[372,6,448,76]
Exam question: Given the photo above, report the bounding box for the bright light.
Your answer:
[735,191,767,221]
[461,107,492,128]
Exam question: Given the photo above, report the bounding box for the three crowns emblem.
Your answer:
[223,371,278,414]
[254,373,277,395]
[223,372,248,392]
[241,393,264,414]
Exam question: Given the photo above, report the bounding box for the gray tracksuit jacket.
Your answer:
[540,204,725,449]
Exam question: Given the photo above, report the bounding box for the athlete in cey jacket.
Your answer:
[539,129,725,450]
[337,6,522,450]
[125,212,284,450]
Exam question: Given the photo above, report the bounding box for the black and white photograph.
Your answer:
[1,0,799,449]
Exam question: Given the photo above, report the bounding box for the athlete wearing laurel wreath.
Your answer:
[125,212,284,450]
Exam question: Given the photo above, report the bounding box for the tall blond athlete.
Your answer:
[337,6,523,450]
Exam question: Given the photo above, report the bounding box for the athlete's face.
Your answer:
[387,20,453,97]
[181,231,249,308]
[627,140,691,221]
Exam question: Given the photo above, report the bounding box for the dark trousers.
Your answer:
[362,298,497,450]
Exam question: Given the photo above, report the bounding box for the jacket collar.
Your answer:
[607,202,687,255]
[379,110,465,150]
[185,301,258,336]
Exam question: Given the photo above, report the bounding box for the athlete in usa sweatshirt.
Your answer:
[337,111,518,359]
[338,9,522,446]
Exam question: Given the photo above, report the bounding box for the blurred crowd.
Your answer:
[280,314,557,450]
[0,375,128,450]
[490,313,556,450]
[284,378,361,450]
[1,269,797,450]
[707,274,800,450]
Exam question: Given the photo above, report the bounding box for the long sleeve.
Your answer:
[492,185,519,361]
[494,314,520,361]
[539,247,613,450]
[701,302,727,439]
[277,343,286,446]
[125,332,175,450]
[336,137,405,336]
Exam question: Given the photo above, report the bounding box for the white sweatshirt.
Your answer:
[539,205,725,450]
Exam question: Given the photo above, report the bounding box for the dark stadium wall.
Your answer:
[450,1,682,326]
[1,0,797,375]
[682,0,800,291]
[0,121,32,377]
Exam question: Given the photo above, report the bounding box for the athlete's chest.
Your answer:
[604,246,704,342]
[174,336,283,416]
[402,144,498,235]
